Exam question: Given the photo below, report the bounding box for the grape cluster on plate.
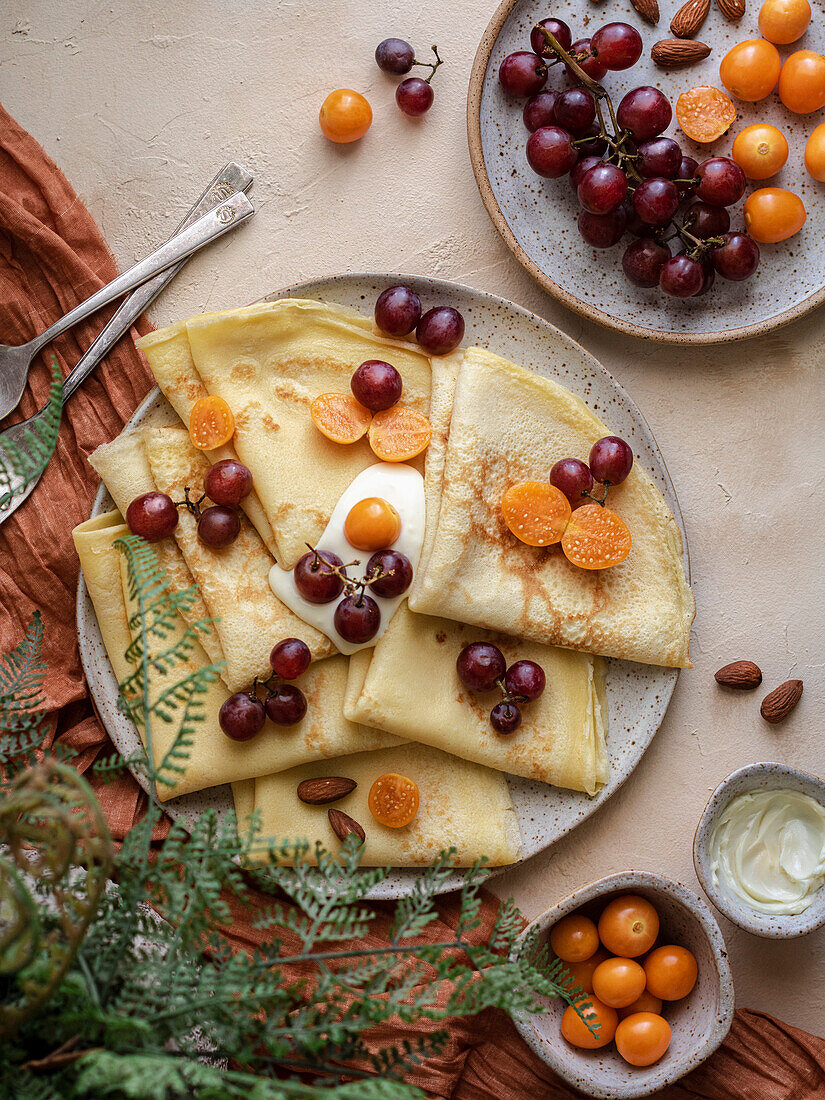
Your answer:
[499,17,761,299]
[457,642,546,734]
[220,637,313,741]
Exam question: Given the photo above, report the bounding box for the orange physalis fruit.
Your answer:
[344,497,401,551]
[368,773,419,828]
[561,503,632,570]
[675,87,736,143]
[311,392,372,445]
[501,482,572,547]
[189,395,235,450]
[368,407,432,462]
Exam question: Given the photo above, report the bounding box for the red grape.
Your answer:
[712,232,760,281]
[204,459,253,506]
[375,38,414,74]
[696,255,715,296]
[637,137,682,179]
[676,155,699,194]
[456,642,506,692]
[570,156,604,192]
[366,548,413,597]
[569,38,607,80]
[523,90,558,132]
[659,255,704,298]
[684,201,730,239]
[590,22,643,71]
[578,163,628,215]
[589,436,633,485]
[499,51,547,97]
[197,506,240,548]
[577,206,627,248]
[265,684,307,726]
[505,660,546,700]
[577,123,608,158]
[490,701,522,734]
[632,177,679,227]
[396,77,434,116]
[531,17,572,56]
[550,457,594,506]
[617,87,672,142]
[554,88,596,135]
[351,360,403,411]
[126,492,178,542]
[416,306,465,355]
[219,692,265,741]
[375,285,421,336]
[294,549,345,604]
[526,125,578,178]
[622,238,671,287]
[694,158,746,207]
[270,637,311,679]
[623,200,649,237]
[334,594,381,643]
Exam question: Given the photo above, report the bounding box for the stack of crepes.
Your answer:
[74,297,694,868]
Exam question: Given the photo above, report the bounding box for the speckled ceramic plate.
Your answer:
[468,0,825,343]
[78,273,690,899]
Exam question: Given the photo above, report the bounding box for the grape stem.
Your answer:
[412,44,443,84]
[494,677,528,708]
[302,543,392,600]
[583,485,610,507]
[175,486,207,519]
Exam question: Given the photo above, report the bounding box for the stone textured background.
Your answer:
[4,0,824,1033]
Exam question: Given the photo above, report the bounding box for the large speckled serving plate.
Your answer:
[78,273,690,899]
[468,0,825,343]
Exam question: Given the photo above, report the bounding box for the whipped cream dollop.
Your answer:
[709,788,825,916]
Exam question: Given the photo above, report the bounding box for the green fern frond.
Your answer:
[0,359,63,511]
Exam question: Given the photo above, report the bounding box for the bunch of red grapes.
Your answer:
[499,18,760,299]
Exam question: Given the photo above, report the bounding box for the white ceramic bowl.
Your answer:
[512,871,734,1099]
[694,762,825,939]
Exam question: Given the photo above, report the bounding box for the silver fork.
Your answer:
[0,186,255,423]
[0,161,254,525]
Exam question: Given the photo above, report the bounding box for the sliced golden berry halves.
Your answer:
[311,392,373,445]
[561,503,632,570]
[501,482,572,547]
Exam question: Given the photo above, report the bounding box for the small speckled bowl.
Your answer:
[694,762,825,939]
[512,871,734,1099]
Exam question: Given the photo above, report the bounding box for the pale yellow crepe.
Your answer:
[135,320,278,558]
[345,605,608,795]
[409,348,695,668]
[143,426,334,692]
[181,299,433,567]
[232,780,256,833]
[73,514,399,800]
[253,744,521,867]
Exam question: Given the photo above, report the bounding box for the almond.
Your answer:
[328,808,366,844]
[715,660,762,690]
[716,0,745,19]
[671,0,710,37]
[651,38,711,67]
[631,0,660,24]
[297,776,356,805]
[760,679,803,724]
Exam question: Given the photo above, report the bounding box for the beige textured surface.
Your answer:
[8,0,823,1031]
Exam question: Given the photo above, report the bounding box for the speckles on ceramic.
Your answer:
[78,272,689,900]
[468,0,825,344]
[693,762,825,939]
[512,871,734,1099]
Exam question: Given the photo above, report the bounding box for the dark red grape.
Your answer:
[366,548,413,597]
[490,701,522,735]
[622,237,671,287]
[590,22,643,70]
[696,254,715,296]
[197,506,240,549]
[375,38,414,74]
[554,88,596,135]
[334,594,381,644]
[531,17,572,56]
[499,51,547,97]
[126,492,178,542]
[569,38,607,80]
[396,77,434,116]
[416,306,465,355]
[576,122,609,158]
[375,285,421,336]
[577,206,627,248]
[294,549,345,604]
[570,156,603,192]
[589,436,633,485]
[526,125,578,178]
[265,684,307,726]
[523,90,558,131]
[694,157,746,207]
[617,87,672,142]
[456,642,506,692]
[623,200,650,237]
[637,137,682,179]
[204,459,253,506]
[505,659,546,700]
[270,637,311,680]
[712,232,760,281]
[550,457,594,506]
[676,155,699,194]
[578,163,628,215]
[351,360,403,411]
[683,201,730,239]
[659,255,704,298]
[219,692,265,741]
[632,177,679,227]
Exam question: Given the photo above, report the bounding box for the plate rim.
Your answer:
[466,0,825,346]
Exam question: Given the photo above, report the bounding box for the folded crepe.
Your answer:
[345,605,608,795]
[73,513,399,800]
[409,347,695,668]
[178,298,434,567]
[143,426,334,691]
[253,743,521,866]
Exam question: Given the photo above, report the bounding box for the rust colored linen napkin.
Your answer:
[1,102,823,1099]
